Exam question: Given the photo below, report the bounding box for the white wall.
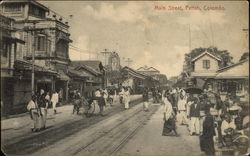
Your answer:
[194,54,219,73]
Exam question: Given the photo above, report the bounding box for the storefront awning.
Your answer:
[14,60,58,75]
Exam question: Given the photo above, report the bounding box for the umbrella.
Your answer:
[184,87,203,94]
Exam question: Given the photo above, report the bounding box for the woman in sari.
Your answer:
[162,91,178,136]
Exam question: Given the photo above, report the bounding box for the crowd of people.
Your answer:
[26,85,249,155]
[26,86,133,132]
[160,87,249,156]
[27,89,60,132]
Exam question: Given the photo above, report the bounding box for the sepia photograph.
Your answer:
[0,0,249,156]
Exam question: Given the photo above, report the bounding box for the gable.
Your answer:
[191,52,221,62]
[137,67,147,71]
[147,67,159,72]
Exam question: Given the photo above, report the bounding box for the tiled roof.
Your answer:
[71,60,103,75]
[68,67,92,79]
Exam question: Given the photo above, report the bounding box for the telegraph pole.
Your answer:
[124,58,133,67]
[100,49,111,66]
[24,21,40,94]
[188,24,191,52]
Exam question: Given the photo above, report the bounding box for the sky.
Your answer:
[40,1,249,78]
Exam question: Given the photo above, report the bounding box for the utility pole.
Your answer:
[24,21,38,95]
[124,58,133,67]
[100,49,111,66]
[188,24,191,52]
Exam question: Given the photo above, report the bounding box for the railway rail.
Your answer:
[73,104,159,156]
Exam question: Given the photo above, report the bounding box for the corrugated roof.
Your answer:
[215,59,249,79]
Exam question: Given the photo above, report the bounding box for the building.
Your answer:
[121,66,159,94]
[137,65,167,85]
[1,0,72,101]
[214,58,249,98]
[1,15,27,115]
[189,51,222,89]
[189,50,249,101]
[71,60,105,97]
[137,65,160,76]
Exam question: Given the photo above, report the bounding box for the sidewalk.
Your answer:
[1,95,142,144]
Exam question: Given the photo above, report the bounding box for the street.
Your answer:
[118,104,203,156]
[2,98,206,156]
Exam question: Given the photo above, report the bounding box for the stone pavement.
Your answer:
[118,104,204,156]
[1,95,141,144]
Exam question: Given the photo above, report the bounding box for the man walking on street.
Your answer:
[189,97,200,136]
[124,87,130,109]
[177,89,188,125]
[27,95,40,132]
[51,91,59,114]
[37,89,47,130]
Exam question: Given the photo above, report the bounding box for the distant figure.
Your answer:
[51,91,59,114]
[98,92,106,116]
[37,89,47,130]
[108,89,115,106]
[27,95,40,132]
[142,88,149,111]
[103,88,108,106]
[119,87,125,104]
[124,87,130,109]
[45,91,51,116]
[59,88,63,105]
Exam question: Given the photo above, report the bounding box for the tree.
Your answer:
[183,46,234,74]
[239,52,249,61]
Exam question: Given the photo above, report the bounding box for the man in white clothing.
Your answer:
[177,90,188,125]
[51,91,59,114]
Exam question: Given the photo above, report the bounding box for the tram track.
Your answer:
[2,97,144,155]
[73,104,159,156]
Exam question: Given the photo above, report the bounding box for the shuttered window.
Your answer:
[203,60,210,69]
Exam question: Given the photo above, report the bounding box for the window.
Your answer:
[2,42,11,57]
[35,35,46,51]
[28,4,45,18]
[56,40,69,57]
[203,60,210,69]
[4,4,21,12]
